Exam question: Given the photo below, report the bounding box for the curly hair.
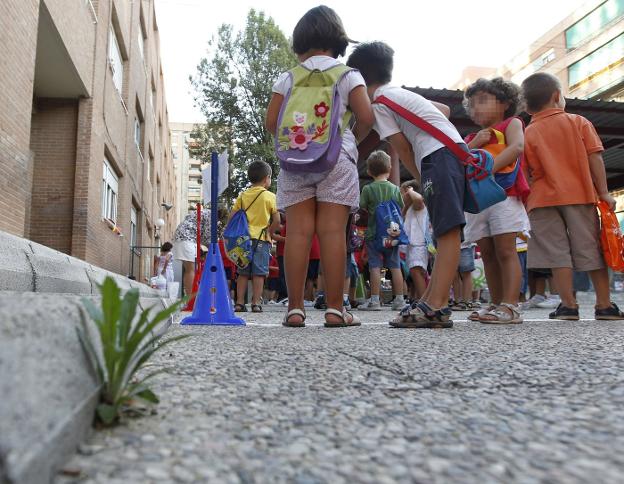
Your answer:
[463,77,522,119]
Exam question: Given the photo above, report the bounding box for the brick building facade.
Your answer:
[0,0,177,280]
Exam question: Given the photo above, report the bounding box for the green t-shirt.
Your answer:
[360,180,403,240]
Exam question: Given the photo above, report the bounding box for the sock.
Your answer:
[394,295,404,302]
[343,294,350,301]
[371,295,380,304]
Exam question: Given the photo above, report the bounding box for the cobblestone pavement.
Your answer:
[57,301,624,483]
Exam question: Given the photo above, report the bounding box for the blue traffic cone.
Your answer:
[181,243,245,325]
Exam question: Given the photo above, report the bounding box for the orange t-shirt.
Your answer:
[524,108,603,212]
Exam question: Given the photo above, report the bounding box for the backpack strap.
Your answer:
[374,95,473,164]
[242,189,267,213]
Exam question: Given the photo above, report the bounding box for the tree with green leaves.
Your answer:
[190,9,296,205]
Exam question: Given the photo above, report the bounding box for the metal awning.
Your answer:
[358,86,624,189]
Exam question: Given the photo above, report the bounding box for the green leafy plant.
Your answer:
[78,276,189,425]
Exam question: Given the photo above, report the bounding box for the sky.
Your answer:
[154,0,589,123]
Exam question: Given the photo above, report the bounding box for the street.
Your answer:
[58,303,624,483]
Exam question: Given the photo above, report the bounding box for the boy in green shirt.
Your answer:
[359,150,405,311]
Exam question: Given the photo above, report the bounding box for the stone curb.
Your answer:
[0,292,173,484]
[0,229,177,484]
[0,230,162,298]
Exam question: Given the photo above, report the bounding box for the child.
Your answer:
[400,180,429,303]
[219,237,237,300]
[152,242,174,288]
[462,77,530,324]
[230,161,279,313]
[359,150,405,311]
[521,72,623,320]
[265,5,374,327]
[347,41,464,328]
[265,248,280,303]
[304,235,321,305]
[451,243,478,310]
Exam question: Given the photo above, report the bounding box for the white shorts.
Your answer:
[407,245,428,271]
[464,196,530,243]
[172,240,196,262]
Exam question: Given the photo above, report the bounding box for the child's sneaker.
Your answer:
[343,297,352,311]
[520,294,546,310]
[389,301,453,328]
[313,294,327,310]
[391,297,406,311]
[595,302,624,320]
[359,300,382,311]
[536,295,561,309]
[549,304,579,321]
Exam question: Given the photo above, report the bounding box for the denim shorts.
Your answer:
[346,252,359,285]
[458,246,475,273]
[366,241,400,269]
[518,251,528,295]
[238,240,270,276]
[421,145,466,238]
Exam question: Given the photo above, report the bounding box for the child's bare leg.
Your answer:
[390,268,403,298]
[316,202,349,321]
[478,237,502,305]
[551,267,575,307]
[369,268,382,297]
[461,272,473,302]
[452,273,462,302]
[236,275,249,305]
[251,276,264,305]
[493,233,521,305]
[589,267,612,309]
[285,199,316,321]
[410,267,427,300]
[422,227,461,309]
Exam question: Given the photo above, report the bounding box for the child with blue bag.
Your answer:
[265,5,374,327]
[359,150,407,311]
[347,41,490,328]
[462,77,530,324]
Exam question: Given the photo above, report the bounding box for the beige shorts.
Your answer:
[527,204,604,271]
[464,196,530,242]
[172,240,196,262]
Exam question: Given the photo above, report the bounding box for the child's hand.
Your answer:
[471,129,491,148]
[600,193,616,211]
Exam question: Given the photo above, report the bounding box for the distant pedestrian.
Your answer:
[152,242,174,286]
[173,209,210,297]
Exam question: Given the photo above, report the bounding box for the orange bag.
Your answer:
[597,200,624,272]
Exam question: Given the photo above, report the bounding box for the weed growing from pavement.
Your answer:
[78,276,189,426]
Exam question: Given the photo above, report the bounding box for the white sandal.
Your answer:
[469,305,495,321]
[324,308,361,327]
[479,303,523,324]
[282,308,306,327]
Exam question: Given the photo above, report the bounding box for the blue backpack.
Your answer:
[223,190,267,270]
[374,95,506,214]
[374,200,410,253]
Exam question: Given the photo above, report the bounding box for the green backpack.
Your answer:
[274,64,353,173]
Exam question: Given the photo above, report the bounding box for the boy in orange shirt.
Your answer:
[521,72,623,320]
